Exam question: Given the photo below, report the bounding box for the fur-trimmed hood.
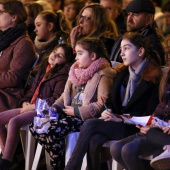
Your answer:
[114,60,163,84]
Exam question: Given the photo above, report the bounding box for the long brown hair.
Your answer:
[77,3,118,39]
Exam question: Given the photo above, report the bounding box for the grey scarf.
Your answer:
[122,58,148,106]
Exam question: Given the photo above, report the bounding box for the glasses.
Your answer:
[0,10,7,15]
[79,15,92,22]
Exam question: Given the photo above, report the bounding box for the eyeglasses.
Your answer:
[79,15,92,22]
[0,10,7,15]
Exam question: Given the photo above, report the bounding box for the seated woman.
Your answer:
[29,37,116,170]
[65,32,163,170]
[70,3,118,57]
[0,0,36,112]
[0,43,74,170]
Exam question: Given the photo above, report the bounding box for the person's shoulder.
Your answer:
[142,60,163,84]
[99,67,117,79]
[12,35,31,43]
[144,25,164,41]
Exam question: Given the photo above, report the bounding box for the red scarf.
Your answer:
[30,65,51,104]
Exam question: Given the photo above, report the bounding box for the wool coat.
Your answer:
[19,63,71,107]
[108,61,163,136]
[0,35,36,111]
[53,67,116,120]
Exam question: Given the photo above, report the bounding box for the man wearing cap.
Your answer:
[110,0,165,65]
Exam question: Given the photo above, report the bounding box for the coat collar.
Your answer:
[114,60,163,84]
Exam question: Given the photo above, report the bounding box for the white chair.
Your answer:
[31,132,86,170]
[31,143,51,170]
[20,125,36,170]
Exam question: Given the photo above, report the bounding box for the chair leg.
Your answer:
[25,130,35,170]
[31,143,43,170]
[45,151,51,170]
[112,159,124,170]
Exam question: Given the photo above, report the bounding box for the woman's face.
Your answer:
[64,4,77,21]
[48,47,66,67]
[0,4,15,31]
[75,44,95,69]
[34,14,51,41]
[78,8,93,36]
[120,39,143,70]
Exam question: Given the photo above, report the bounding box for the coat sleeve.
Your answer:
[52,79,72,110]
[46,76,68,106]
[79,75,113,120]
[0,37,36,88]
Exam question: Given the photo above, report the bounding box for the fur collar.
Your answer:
[114,60,163,84]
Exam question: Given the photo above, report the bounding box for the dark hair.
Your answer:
[65,0,85,15]
[25,2,43,19]
[122,32,161,65]
[38,10,71,40]
[76,37,111,65]
[0,0,27,24]
[34,43,75,79]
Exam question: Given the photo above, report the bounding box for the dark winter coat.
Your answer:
[19,63,71,107]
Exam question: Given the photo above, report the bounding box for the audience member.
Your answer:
[34,10,71,65]
[19,0,35,5]
[25,2,44,41]
[70,3,118,57]
[0,0,36,112]
[65,32,162,170]
[162,1,170,35]
[100,0,126,34]
[29,37,116,170]
[121,0,133,10]
[36,0,53,10]
[153,0,167,35]
[44,0,64,12]
[110,0,165,66]
[0,43,74,170]
[63,0,85,28]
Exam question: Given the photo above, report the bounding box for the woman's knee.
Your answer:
[121,142,137,163]
[110,141,123,160]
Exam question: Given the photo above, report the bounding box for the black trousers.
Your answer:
[147,127,170,147]
[65,118,137,170]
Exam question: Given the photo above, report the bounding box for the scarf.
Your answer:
[69,58,110,86]
[122,58,148,106]
[30,65,51,104]
[34,35,57,51]
[0,23,27,52]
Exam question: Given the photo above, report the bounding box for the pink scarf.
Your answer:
[69,58,110,86]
